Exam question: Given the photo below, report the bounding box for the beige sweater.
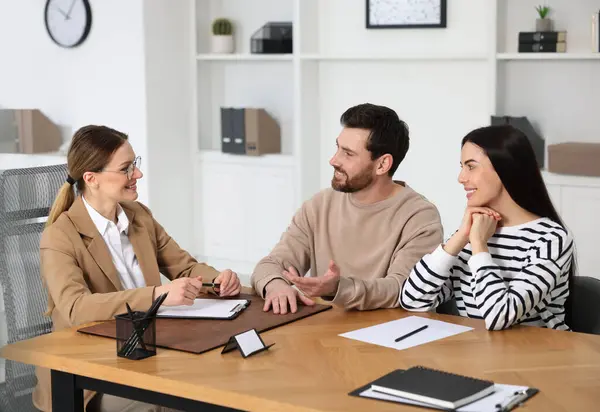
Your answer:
[251,182,443,310]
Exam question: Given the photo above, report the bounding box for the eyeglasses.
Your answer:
[98,156,141,180]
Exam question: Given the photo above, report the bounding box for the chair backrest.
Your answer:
[0,163,67,412]
[567,276,600,335]
[436,298,460,316]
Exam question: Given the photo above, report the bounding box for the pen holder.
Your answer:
[115,311,157,360]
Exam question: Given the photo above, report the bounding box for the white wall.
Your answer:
[0,0,195,246]
[314,0,494,234]
[143,0,195,251]
[0,0,149,201]
[316,0,490,55]
[318,61,490,234]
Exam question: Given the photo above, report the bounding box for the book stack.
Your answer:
[518,31,566,53]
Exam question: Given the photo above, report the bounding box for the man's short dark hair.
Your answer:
[340,103,409,176]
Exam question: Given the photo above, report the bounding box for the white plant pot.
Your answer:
[535,18,553,32]
[211,35,234,54]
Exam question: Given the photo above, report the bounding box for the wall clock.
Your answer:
[44,0,92,48]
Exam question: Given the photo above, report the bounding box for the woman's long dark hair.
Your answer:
[461,124,576,326]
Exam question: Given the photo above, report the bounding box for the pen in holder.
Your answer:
[116,311,156,360]
[115,293,168,360]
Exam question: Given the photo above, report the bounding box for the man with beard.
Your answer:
[251,103,443,314]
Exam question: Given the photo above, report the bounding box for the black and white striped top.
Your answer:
[399,218,574,331]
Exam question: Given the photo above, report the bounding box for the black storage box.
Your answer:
[251,22,293,54]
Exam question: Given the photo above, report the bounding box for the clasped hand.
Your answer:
[443,207,502,255]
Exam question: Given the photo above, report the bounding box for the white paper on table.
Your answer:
[359,384,531,412]
[339,315,473,350]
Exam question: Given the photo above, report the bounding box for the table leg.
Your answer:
[52,370,84,412]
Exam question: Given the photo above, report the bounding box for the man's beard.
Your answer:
[331,165,374,193]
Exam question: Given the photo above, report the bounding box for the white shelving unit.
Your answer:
[300,53,488,61]
[190,0,600,280]
[196,53,293,61]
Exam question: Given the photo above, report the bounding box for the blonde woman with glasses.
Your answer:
[35,125,241,412]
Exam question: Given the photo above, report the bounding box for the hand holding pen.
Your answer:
[154,271,241,306]
[211,269,242,297]
[154,276,204,306]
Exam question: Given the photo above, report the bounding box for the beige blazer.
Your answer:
[33,196,219,412]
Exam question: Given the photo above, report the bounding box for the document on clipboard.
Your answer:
[349,368,539,412]
[156,298,250,320]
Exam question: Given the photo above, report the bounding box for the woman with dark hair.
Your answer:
[35,125,241,411]
[400,124,575,331]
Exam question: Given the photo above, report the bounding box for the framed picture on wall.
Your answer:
[366,0,447,29]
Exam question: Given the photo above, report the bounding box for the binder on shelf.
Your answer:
[220,108,236,154]
[231,108,246,155]
[220,107,281,156]
[518,42,566,53]
[548,142,600,178]
[490,116,544,168]
[0,109,63,154]
[518,31,566,43]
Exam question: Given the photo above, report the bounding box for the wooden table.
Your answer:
[2,306,600,411]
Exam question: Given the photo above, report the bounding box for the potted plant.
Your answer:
[211,18,234,54]
[535,5,553,32]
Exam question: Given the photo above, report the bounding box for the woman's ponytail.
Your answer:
[46,182,75,227]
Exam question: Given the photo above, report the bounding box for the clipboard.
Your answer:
[349,369,539,412]
[155,298,250,320]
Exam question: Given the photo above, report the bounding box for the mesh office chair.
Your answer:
[0,164,67,412]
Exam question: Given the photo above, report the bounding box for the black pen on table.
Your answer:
[395,325,428,342]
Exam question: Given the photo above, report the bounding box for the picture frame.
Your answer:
[366,0,447,29]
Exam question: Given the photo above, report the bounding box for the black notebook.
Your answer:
[369,366,495,409]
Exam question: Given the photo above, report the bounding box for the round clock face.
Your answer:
[44,0,92,48]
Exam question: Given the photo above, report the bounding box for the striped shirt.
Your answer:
[399,218,574,331]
